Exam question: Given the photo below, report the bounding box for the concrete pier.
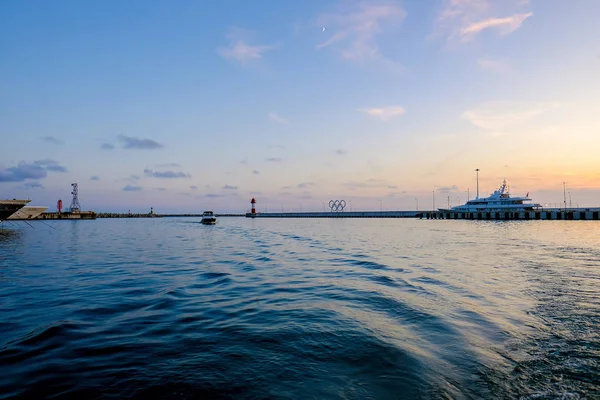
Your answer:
[246,211,422,218]
[430,208,600,221]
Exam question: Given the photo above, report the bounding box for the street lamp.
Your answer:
[414,197,418,211]
[475,169,480,199]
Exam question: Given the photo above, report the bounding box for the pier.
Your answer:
[427,208,600,221]
[246,211,422,218]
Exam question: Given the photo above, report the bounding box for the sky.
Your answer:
[1,0,599,213]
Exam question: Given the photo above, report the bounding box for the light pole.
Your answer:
[432,190,435,211]
[563,181,567,212]
[475,168,480,199]
[414,197,418,211]
[466,188,470,201]
[569,192,572,209]
[447,196,450,209]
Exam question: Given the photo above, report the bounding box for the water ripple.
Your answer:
[0,218,598,399]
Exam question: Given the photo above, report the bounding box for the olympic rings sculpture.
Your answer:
[329,199,346,212]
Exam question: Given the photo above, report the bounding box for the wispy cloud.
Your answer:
[123,185,143,192]
[461,13,532,38]
[153,187,166,191]
[33,159,68,172]
[143,168,191,178]
[41,136,63,145]
[118,135,164,150]
[217,28,276,64]
[435,0,532,43]
[90,176,100,181]
[268,112,290,124]
[462,101,560,131]
[316,1,406,64]
[266,157,282,162]
[437,185,459,193]
[156,163,181,168]
[190,185,198,190]
[297,182,315,189]
[222,185,238,190]
[252,170,260,175]
[100,143,115,150]
[477,58,513,75]
[335,149,348,155]
[205,193,225,198]
[358,106,405,121]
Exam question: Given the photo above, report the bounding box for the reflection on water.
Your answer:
[0,218,598,399]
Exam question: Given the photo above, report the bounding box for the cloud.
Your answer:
[268,112,290,124]
[32,159,68,173]
[462,101,560,131]
[123,185,143,191]
[153,187,166,191]
[343,179,390,189]
[435,0,532,42]
[190,185,198,190]
[41,136,63,145]
[477,58,512,75]
[297,182,315,189]
[156,163,181,168]
[143,169,191,178]
[461,13,532,38]
[100,143,115,150]
[388,185,397,189]
[222,185,238,190]
[0,159,71,182]
[335,149,348,155]
[205,194,225,198]
[90,176,100,181]
[118,134,164,150]
[252,170,260,175]
[316,1,406,63]
[266,157,282,162]
[217,28,275,64]
[437,185,459,193]
[358,106,405,121]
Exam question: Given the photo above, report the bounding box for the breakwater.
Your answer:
[37,211,97,220]
[96,213,244,218]
[246,211,422,218]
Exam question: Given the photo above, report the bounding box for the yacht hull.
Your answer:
[0,200,31,222]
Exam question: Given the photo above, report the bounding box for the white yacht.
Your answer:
[439,179,541,212]
[201,211,217,225]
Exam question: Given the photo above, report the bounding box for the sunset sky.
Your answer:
[1,0,599,213]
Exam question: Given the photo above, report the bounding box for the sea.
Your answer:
[0,217,598,399]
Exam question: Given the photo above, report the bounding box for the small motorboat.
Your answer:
[201,210,217,225]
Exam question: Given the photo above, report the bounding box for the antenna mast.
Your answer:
[70,183,81,212]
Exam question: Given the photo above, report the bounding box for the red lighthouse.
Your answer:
[251,198,256,215]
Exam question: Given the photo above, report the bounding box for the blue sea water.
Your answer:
[0,217,599,399]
